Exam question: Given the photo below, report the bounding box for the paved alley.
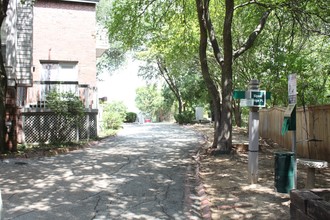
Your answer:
[0,123,203,220]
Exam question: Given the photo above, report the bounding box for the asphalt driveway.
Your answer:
[0,123,204,220]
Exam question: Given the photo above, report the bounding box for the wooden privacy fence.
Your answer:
[259,105,330,162]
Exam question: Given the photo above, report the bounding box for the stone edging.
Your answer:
[193,150,212,219]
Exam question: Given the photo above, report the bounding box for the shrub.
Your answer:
[46,90,85,120]
[174,111,194,124]
[125,112,137,123]
[101,101,127,130]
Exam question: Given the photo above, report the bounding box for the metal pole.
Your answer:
[292,128,297,189]
[288,74,297,189]
[248,79,259,184]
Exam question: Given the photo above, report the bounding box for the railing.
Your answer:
[27,81,98,110]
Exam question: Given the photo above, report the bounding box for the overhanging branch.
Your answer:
[156,59,180,98]
[234,0,269,11]
[204,0,224,67]
[233,11,270,60]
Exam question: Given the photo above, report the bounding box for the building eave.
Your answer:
[60,0,99,4]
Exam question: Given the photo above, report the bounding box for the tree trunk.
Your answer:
[0,62,6,152]
[217,0,234,152]
[0,1,10,152]
[233,101,242,127]
[156,59,184,114]
[178,96,183,114]
[196,0,221,148]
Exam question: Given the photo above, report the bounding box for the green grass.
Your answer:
[98,129,118,138]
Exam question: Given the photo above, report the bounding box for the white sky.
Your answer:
[97,59,146,112]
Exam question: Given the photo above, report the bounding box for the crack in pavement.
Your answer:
[108,156,131,175]
[91,195,102,220]
[1,123,204,219]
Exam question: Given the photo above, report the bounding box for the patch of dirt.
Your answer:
[0,140,102,159]
[189,123,330,220]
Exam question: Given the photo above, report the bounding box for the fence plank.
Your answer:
[259,105,330,162]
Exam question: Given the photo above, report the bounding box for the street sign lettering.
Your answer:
[233,89,269,108]
[288,74,297,104]
[240,99,254,107]
[250,90,266,107]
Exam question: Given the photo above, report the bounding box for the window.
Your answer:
[17,87,27,107]
[39,61,78,101]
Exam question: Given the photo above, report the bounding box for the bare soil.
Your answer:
[189,123,330,220]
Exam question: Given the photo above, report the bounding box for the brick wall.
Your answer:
[290,189,330,219]
[30,0,97,103]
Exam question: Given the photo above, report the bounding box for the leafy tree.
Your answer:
[103,0,204,116]
[96,45,127,75]
[138,56,185,114]
[101,0,329,152]
[96,1,127,74]
[138,53,209,115]
[196,0,329,152]
[232,10,330,107]
[135,85,168,122]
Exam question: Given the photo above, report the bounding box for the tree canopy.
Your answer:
[99,0,330,151]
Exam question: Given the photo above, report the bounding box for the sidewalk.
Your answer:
[190,124,330,220]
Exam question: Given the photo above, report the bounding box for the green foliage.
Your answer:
[135,85,167,121]
[46,91,85,120]
[101,101,127,130]
[96,47,127,74]
[174,111,195,125]
[102,0,210,118]
[101,0,330,127]
[125,112,137,123]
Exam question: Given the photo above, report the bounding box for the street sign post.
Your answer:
[288,74,297,189]
[233,81,271,184]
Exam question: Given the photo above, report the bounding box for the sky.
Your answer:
[97,58,146,113]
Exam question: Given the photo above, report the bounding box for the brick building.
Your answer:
[29,0,100,108]
[1,0,105,149]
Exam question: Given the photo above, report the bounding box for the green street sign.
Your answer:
[234,89,271,107]
[233,90,246,99]
[250,90,266,107]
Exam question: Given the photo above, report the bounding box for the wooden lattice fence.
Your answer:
[19,109,98,144]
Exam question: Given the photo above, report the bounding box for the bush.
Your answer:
[174,111,194,125]
[101,101,127,130]
[125,112,137,123]
[46,90,85,120]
